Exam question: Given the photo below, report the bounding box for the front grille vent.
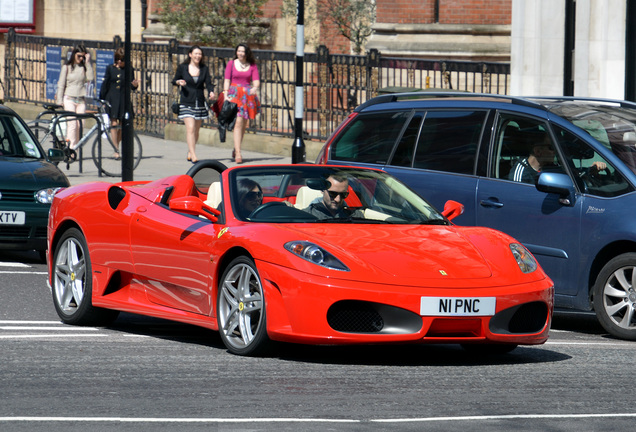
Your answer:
[0,189,35,202]
[0,226,31,237]
[508,302,547,333]
[327,301,384,333]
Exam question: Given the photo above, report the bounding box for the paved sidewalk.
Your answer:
[61,134,292,186]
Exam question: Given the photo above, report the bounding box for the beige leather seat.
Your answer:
[205,182,222,208]
[294,186,323,209]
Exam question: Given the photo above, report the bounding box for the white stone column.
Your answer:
[511,0,627,98]
[573,0,626,98]
[511,0,565,96]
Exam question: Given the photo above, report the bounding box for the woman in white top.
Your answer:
[56,44,94,150]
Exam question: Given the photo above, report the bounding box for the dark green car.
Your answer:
[0,105,69,259]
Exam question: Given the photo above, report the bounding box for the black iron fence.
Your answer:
[4,29,510,141]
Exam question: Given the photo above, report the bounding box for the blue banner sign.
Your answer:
[45,46,62,100]
[96,50,113,97]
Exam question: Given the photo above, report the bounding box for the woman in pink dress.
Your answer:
[223,43,261,164]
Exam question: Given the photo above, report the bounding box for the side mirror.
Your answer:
[442,200,464,221]
[169,196,220,222]
[536,172,576,206]
[48,148,65,163]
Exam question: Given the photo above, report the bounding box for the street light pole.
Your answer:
[122,0,134,181]
[292,0,306,164]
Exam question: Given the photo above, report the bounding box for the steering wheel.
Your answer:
[248,201,287,218]
[583,166,611,189]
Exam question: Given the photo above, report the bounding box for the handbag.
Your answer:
[171,101,180,115]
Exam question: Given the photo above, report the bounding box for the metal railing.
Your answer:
[4,29,510,141]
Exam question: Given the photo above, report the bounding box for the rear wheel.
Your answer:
[52,228,119,325]
[593,253,636,340]
[217,256,270,356]
[91,127,142,177]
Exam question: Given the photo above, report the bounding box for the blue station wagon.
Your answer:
[318,92,636,340]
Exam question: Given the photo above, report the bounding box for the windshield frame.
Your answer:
[227,165,448,225]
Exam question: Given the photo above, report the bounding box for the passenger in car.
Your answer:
[303,174,363,219]
[236,178,263,219]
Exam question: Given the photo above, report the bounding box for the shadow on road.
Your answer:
[551,310,605,335]
[275,343,571,367]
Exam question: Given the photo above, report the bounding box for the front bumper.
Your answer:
[0,204,49,252]
[257,261,554,346]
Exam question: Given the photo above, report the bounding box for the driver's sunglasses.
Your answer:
[246,191,263,200]
[327,190,349,200]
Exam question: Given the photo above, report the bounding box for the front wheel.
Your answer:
[91,127,142,177]
[52,228,119,325]
[593,253,636,340]
[217,256,270,356]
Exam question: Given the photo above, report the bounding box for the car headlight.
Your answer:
[284,241,350,271]
[510,243,537,273]
[35,187,63,204]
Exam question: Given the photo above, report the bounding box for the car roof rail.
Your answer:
[527,95,636,110]
[355,91,548,111]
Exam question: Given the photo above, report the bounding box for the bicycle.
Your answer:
[28,99,142,177]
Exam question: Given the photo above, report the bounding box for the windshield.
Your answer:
[546,102,636,174]
[0,113,43,159]
[229,166,447,225]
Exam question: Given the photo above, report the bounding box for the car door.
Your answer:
[475,112,585,298]
[129,195,218,316]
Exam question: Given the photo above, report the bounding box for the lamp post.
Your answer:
[122,0,134,181]
[292,0,306,163]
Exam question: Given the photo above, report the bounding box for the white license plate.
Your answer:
[420,297,496,316]
[0,211,26,225]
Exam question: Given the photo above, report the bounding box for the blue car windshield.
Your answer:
[229,166,448,224]
[547,102,636,174]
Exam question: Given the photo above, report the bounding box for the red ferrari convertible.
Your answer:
[48,162,553,355]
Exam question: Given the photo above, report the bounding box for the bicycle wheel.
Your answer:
[91,128,142,177]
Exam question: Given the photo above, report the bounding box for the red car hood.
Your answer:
[278,224,493,281]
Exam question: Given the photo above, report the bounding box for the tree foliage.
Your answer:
[319,0,376,54]
[282,0,376,54]
[157,0,269,48]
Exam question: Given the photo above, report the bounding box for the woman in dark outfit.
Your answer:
[99,47,139,159]
[172,45,216,163]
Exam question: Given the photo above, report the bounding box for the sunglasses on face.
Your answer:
[77,54,85,59]
[327,190,349,200]
[246,191,263,200]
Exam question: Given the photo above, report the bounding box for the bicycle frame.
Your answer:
[47,112,107,175]
[29,99,142,177]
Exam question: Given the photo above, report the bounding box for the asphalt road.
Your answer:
[1,250,635,432]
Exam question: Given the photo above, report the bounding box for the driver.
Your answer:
[509,134,607,184]
[303,174,363,220]
[236,178,263,219]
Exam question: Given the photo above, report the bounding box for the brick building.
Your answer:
[369,0,511,61]
[143,0,511,60]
